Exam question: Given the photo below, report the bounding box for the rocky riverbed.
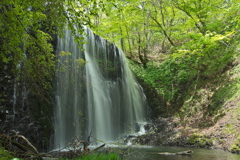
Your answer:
[132,115,240,154]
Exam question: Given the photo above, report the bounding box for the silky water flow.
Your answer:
[53,28,147,149]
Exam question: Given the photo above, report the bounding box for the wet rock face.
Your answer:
[135,76,168,119]
[0,63,15,133]
[6,101,52,152]
[0,60,54,152]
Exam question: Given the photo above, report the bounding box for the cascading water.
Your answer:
[54,27,147,149]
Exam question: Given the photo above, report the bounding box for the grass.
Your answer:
[59,152,120,160]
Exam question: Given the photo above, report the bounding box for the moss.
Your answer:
[0,147,15,160]
[223,124,236,135]
[198,138,213,148]
[188,133,200,144]
[230,137,240,153]
[188,133,213,148]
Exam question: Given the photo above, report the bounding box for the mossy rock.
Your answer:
[198,138,213,148]
[188,133,201,144]
[188,133,213,148]
[230,138,240,154]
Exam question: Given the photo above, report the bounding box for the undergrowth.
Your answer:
[0,147,15,160]
[59,152,120,160]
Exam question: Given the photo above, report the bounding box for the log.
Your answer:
[12,135,39,155]
[0,134,42,159]
[93,144,105,152]
[158,150,193,155]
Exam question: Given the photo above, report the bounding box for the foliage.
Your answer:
[230,135,240,153]
[0,147,15,160]
[0,0,105,103]
[129,58,196,115]
[109,0,240,118]
[93,0,240,116]
[93,0,239,69]
[59,152,120,160]
[188,133,213,148]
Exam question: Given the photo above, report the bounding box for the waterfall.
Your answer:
[53,27,147,149]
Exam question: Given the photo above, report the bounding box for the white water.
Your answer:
[53,28,147,149]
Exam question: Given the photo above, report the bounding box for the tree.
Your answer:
[92,0,154,66]
[170,0,238,76]
[146,0,176,47]
[0,0,103,102]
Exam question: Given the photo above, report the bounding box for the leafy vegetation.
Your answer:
[0,0,105,103]
[92,0,240,116]
[0,147,15,160]
[230,135,240,154]
[59,152,120,160]
[188,133,213,148]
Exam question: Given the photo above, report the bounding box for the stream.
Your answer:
[127,146,240,160]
